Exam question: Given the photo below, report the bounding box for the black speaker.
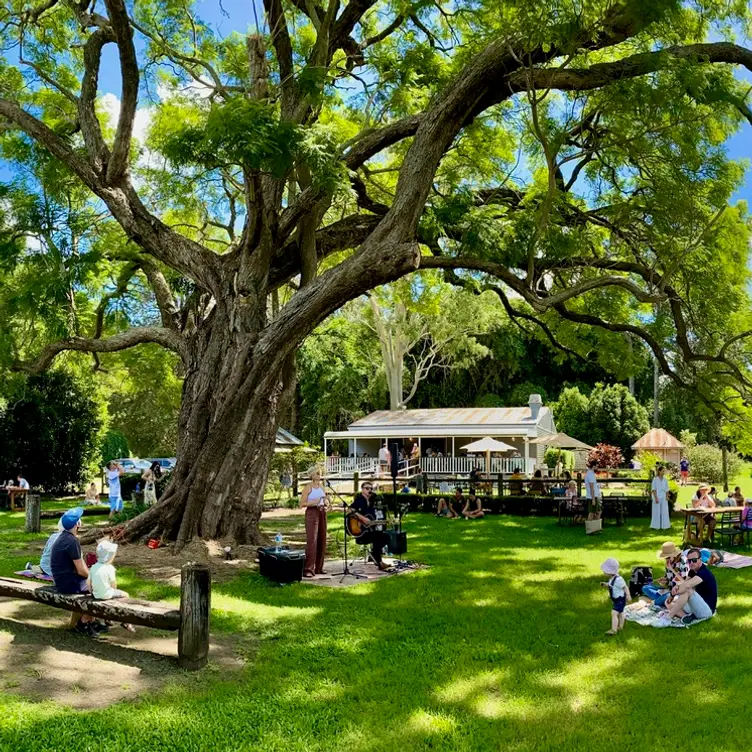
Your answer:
[258,547,305,583]
[387,530,407,555]
[390,442,400,480]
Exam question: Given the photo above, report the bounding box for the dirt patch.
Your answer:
[0,599,248,710]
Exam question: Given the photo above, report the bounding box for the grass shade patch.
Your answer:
[0,508,751,750]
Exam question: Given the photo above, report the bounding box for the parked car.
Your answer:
[107,458,151,474]
[147,458,176,471]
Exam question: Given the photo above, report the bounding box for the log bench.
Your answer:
[0,562,211,670]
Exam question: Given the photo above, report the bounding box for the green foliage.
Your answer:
[635,450,664,477]
[685,443,741,484]
[588,443,625,469]
[551,386,590,439]
[544,448,573,470]
[100,430,129,464]
[679,430,697,450]
[587,384,651,455]
[0,372,101,493]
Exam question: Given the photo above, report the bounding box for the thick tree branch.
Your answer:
[103,0,139,183]
[15,327,188,374]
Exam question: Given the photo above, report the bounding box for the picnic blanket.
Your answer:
[715,552,752,569]
[624,599,715,629]
[13,569,54,582]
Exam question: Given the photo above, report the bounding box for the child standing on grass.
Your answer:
[600,558,630,636]
[90,539,136,632]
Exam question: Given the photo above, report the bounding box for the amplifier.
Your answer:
[258,547,305,583]
[387,530,407,555]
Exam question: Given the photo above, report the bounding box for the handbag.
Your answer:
[585,518,602,534]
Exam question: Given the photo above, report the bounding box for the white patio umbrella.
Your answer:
[461,437,515,475]
[529,433,594,473]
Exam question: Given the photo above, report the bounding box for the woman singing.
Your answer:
[301,470,328,577]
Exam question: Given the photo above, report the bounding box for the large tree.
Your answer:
[1,0,752,546]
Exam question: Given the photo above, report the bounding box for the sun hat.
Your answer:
[600,558,619,575]
[698,484,711,492]
[96,539,118,564]
[658,541,681,559]
[60,507,84,531]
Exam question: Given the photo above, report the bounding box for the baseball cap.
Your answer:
[60,507,84,531]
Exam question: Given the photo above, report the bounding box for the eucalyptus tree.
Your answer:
[2,0,752,546]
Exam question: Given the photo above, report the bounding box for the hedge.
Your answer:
[397,492,657,519]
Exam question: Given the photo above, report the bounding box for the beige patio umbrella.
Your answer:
[461,437,516,475]
[530,433,593,473]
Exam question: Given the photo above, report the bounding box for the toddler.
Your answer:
[600,557,630,635]
[90,539,136,632]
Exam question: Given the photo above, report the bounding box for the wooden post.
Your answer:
[497,473,503,497]
[178,562,211,670]
[25,494,41,533]
[576,472,582,499]
[353,471,359,495]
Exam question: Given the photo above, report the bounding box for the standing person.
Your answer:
[142,462,160,506]
[650,465,671,529]
[584,461,602,534]
[679,456,690,486]
[300,470,328,577]
[378,443,391,476]
[106,461,125,519]
[50,507,100,636]
[600,558,630,635]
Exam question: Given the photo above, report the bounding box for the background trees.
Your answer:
[0,0,749,543]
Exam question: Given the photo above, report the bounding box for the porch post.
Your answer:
[324,438,328,474]
[524,436,530,474]
[452,437,456,474]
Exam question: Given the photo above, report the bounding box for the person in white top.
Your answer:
[600,557,630,635]
[650,465,671,529]
[584,461,602,531]
[300,470,329,577]
[16,475,30,490]
[89,539,135,632]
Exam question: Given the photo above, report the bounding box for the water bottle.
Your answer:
[275,532,283,552]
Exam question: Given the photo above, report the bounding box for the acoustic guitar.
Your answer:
[345,506,387,537]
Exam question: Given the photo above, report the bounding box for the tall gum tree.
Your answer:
[2,0,752,547]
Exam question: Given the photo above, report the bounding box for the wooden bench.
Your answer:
[0,562,211,670]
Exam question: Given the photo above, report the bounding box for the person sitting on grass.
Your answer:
[84,482,99,504]
[462,490,484,519]
[435,497,455,518]
[643,542,688,607]
[50,507,104,637]
[734,486,745,505]
[600,558,630,636]
[90,539,136,632]
[666,547,717,625]
[721,491,736,507]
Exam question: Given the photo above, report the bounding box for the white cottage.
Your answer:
[324,394,556,477]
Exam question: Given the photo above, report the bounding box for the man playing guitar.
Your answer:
[349,483,391,571]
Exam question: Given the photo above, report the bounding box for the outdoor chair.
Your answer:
[715,511,743,549]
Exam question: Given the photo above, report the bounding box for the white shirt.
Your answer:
[378,447,389,463]
[651,475,669,501]
[609,575,628,599]
[584,469,600,499]
[90,562,117,600]
[107,469,121,497]
[17,478,29,489]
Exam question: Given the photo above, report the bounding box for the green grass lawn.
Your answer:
[1,507,752,751]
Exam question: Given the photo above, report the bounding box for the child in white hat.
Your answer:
[90,539,135,632]
[600,558,630,635]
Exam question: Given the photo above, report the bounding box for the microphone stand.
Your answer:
[325,479,368,581]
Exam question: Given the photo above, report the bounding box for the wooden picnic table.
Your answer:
[679,505,745,546]
[4,487,28,511]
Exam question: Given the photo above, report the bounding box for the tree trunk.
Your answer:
[82,303,293,549]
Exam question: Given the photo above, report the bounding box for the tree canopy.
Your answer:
[0,0,750,544]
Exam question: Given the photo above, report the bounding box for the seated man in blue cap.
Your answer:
[50,507,103,637]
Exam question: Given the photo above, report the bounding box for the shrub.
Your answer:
[635,450,663,477]
[685,444,741,485]
[544,448,573,470]
[588,443,624,469]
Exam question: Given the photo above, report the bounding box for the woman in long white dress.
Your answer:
[142,463,160,506]
[650,465,671,529]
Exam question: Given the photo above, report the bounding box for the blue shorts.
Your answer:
[611,596,627,614]
[109,495,123,512]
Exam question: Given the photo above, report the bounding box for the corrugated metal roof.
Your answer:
[632,427,684,449]
[276,427,304,446]
[348,407,546,428]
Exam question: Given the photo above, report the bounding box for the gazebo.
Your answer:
[631,428,684,464]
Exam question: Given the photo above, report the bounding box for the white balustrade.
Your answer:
[326,454,534,477]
